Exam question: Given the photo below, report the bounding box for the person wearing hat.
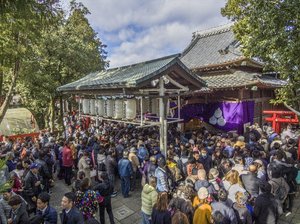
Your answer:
[193,187,212,224]
[35,150,52,193]
[208,168,223,198]
[253,159,267,181]
[118,151,133,198]
[23,163,42,214]
[128,147,140,191]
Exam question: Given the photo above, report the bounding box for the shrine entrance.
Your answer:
[263,110,299,134]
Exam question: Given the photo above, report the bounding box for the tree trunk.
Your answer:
[49,97,55,133]
[284,102,300,116]
[58,95,65,132]
[0,60,3,96]
[0,60,20,124]
[44,108,50,130]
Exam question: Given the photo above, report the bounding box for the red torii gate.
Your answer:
[263,110,299,134]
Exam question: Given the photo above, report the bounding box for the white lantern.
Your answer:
[106,100,114,117]
[142,98,150,113]
[114,99,124,119]
[90,99,96,115]
[151,98,159,115]
[82,99,90,114]
[126,99,136,119]
[97,99,105,116]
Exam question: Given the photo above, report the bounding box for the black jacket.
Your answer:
[9,204,29,224]
[93,179,112,207]
[24,171,41,197]
[151,207,171,224]
[241,173,260,197]
[105,155,117,175]
[35,158,52,180]
[60,207,84,224]
[254,193,281,224]
[93,179,111,197]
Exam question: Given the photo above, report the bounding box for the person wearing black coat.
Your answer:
[8,195,29,224]
[60,192,84,224]
[105,150,118,196]
[151,192,171,224]
[93,172,115,224]
[35,151,52,193]
[240,165,260,198]
[23,163,42,213]
[253,182,282,224]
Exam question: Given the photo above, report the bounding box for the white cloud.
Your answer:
[62,0,229,67]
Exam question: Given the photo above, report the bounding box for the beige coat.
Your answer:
[78,156,91,179]
[129,152,140,172]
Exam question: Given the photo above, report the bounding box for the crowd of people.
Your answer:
[0,112,299,224]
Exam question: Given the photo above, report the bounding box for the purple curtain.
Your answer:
[177,101,254,133]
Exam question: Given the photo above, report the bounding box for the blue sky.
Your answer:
[62,0,229,68]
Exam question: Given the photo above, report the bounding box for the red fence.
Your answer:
[0,132,40,142]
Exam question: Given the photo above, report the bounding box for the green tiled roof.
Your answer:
[201,70,286,89]
[181,24,261,69]
[58,54,205,92]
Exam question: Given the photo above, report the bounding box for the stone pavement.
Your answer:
[50,177,143,224]
[50,178,300,224]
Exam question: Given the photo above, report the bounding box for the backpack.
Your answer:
[178,157,188,177]
[271,179,287,201]
[98,161,106,172]
[97,154,107,171]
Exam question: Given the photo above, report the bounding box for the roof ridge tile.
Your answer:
[192,23,234,39]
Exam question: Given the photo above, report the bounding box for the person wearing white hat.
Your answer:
[193,187,212,224]
[254,159,267,181]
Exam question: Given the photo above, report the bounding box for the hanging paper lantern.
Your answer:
[82,99,90,114]
[97,99,105,116]
[114,99,124,119]
[142,98,150,113]
[90,99,96,115]
[106,99,114,117]
[126,99,136,119]
[151,98,159,115]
